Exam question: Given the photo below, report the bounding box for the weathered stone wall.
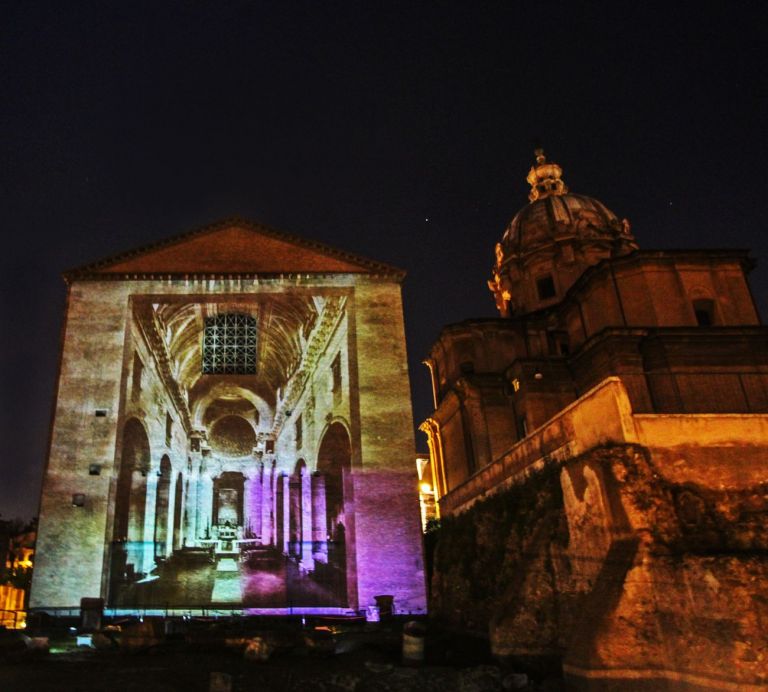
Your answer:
[429,443,768,689]
[32,281,130,608]
[430,463,568,651]
[562,445,768,689]
[352,282,426,612]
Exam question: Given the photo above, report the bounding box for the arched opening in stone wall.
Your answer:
[110,418,151,605]
[317,423,351,541]
[114,418,150,544]
[316,422,352,604]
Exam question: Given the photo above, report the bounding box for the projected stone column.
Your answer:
[260,463,273,546]
[142,471,159,575]
[198,470,214,542]
[289,477,301,557]
[185,437,203,545]
[185,466,199,546]
[170,470,186,552]
[163,473,176,557]
[311,472,328,564]
[243,463,261,539]
[126,469,149,575]
[255,459,264,538]
[269,462,278,546]
[277,473,290,554]
[300,466,314,571]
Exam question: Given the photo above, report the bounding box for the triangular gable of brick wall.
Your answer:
[66,219,401,278]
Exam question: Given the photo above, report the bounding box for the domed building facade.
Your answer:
[422,153,768,689]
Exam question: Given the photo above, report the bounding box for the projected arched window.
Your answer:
[202,313,258,374]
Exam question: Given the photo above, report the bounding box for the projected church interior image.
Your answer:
[31,221,426,614]
[113,294,352,608]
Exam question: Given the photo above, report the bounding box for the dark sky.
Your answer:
[2,1,766,520]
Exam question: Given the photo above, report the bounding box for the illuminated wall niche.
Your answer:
[31,220,426,614]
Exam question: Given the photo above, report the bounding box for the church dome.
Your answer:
[488,150,638,317]
[501,192,625,258]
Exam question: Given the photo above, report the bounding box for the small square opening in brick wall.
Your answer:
[72,494,86,507]
[94,409,108,417]
[88,464,101,476]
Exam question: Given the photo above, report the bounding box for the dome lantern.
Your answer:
[526,148,568,202]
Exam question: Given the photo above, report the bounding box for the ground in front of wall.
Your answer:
[0,618,563,691]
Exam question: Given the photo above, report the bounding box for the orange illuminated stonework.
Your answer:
[424,153,768,689]
[0,523,35,629]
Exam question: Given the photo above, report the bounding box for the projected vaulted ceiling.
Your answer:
[132,294,330,423]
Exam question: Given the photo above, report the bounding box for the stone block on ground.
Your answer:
[120,619,163,651]
[243,636,274,662]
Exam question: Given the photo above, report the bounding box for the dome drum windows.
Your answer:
[536,274,557,301]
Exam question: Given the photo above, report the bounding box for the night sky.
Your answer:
[2,2,766,520]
